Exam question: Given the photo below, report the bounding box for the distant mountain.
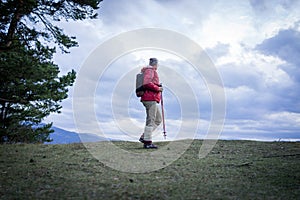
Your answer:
[45,127,110,144]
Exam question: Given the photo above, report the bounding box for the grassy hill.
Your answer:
[0,140,299,199]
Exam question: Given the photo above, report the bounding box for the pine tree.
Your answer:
[0,0,102,143]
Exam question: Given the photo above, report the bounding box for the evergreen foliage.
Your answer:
[0,0,102,143]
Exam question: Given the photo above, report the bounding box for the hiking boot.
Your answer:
[144,143,158,149]
[139,137,145,143]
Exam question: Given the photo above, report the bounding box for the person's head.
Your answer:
[149,58,158,69]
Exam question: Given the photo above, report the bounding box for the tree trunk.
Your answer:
[5,0,24,48]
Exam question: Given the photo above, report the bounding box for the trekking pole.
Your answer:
[160,85,167,139]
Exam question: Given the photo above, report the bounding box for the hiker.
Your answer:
[139,58,163,149]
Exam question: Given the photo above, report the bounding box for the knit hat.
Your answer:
[149,58,158,66]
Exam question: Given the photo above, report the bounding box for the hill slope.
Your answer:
[0,140,299,199]
[45,127,109,144]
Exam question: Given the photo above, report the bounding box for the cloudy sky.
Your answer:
[46,0,300,141]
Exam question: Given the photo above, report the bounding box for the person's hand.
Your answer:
[159,87,163,92]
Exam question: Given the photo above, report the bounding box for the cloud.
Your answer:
[205,43,230,63]
[256,28,300,66]
[255,27,300,113]
[221,111,300,141]
[99,0,213,32]
[256,28,300,85]
[250,0,298,14]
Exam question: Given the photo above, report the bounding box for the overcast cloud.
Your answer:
[46,0,300,141]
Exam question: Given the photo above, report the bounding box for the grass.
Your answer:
[0,140,299,199]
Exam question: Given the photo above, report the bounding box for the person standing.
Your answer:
[139,58,163,149]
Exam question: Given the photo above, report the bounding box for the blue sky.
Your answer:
[46,0,300,141]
